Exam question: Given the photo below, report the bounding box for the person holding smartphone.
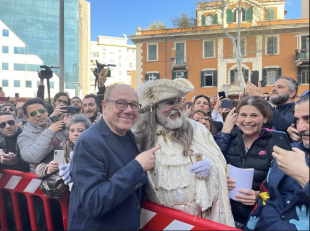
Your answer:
[216,96,274,229]
[245,93,309,231]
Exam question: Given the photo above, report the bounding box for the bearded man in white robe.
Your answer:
[134,78,234,227]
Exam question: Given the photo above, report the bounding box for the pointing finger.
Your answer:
[149,145,161,153]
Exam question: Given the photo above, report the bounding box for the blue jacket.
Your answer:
[268,102,295,132]
[245,142,309,231]
[68,118,148,230]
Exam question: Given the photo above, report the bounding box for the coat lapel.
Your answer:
[98,118,132,165]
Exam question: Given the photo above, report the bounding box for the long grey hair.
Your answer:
[133,109,194,156]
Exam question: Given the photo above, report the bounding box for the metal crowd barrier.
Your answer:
[0,169,239,231]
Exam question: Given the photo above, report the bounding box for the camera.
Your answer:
[38,65,59,80]
[92,61,116,88]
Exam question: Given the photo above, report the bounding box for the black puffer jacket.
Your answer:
[216,125,274,224]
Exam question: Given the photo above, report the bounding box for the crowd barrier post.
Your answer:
[0,169,69,231]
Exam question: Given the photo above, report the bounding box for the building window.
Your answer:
[200,70,218,87]
[2,46,9,53]
[298,67,309,84]
[26,80,32,88]
[145,73,160,81]
[301,35,309,49]
[203,40,215,58]
[50,81,54,89]
[205,14,214,26]
[266,36,278,55]
[14,80,20,88]
[2,80,8,87]
[234,8,246,22]
[148,44,158,61]
[230,69,249,84]
[14,47,25,54]
[267,68,277,85]
[2,29,9,37]
[2,63,8,70]
[266,9,275,21]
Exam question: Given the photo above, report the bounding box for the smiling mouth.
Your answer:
[170,112,180,117]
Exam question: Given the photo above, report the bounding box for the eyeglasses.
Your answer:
[56,99,68,106]
[1,107,14,112]
[157,98,183,109]
[29,108,46,117]
[106,100,141,112]
[71,100,81,104]
[193,117,210,122]
[0,120,16,129]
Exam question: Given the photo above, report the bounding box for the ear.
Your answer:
[101,100,107,113]
[24,114,30,121]
[263,117,268,124]
[289,90,297,99]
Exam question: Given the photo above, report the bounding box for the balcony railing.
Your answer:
[296,49,309,60]
[170,56,189,69]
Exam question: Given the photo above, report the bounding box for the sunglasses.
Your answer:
[0,120,16,129]
[1,107,14,112]
[29,108,46,117]
[300,90,309,98]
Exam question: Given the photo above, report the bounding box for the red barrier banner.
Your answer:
[0,169,69,231]
[141,200,239,230]
[1,169,239,231]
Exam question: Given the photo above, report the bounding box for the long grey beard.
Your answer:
[157,109,183,130]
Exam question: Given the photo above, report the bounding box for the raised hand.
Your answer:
[247,216,260,230]
[289,205,309,230]
[222,107,238,133]
[46,161,59,175]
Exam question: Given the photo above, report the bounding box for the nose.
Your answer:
[244,116,252,123]
[123,104,134,113]
[297,120,308,133]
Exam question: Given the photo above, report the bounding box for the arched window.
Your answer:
[266,9,275,21]
[234,8,246,22]
[206,14,214,25]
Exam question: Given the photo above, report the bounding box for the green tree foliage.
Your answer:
[178,13,190,28]
[147,20,167,30]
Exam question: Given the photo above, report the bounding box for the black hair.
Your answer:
[0,111,17,120]
[53,92,71,105]
[71,96,82,102]
[83,94,99,107]
[1,103,18,116]
[296,92,309,105]
[45,103,54,117]
[22,97,46,116]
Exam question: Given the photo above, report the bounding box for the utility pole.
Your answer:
[59,0,65,92]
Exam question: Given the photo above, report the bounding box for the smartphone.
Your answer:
[221,100,234,109]
[251,72,259,87]
[61,106,76,114]
[260,80,266,87]
[186,102,193,108]
[218,91,226,99]
[54,150,65,166]
[271,131,292,151]
[15,93,19,98]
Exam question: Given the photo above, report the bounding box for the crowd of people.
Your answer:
[0,71,309,231]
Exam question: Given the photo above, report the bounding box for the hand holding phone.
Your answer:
[221,100,234,109]
[218,91,226,99]
[272,131,292,151]
[54,150,65,166]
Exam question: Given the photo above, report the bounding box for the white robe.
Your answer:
[144,119,235,227]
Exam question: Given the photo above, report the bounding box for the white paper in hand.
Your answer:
[227,164,254,201]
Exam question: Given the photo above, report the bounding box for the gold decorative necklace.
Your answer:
[157,128,173,145]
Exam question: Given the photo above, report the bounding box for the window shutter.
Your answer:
[301,36,307,49]
[227,9,233,23]
[211,41,214,57]
[262,69,267,84]
[184,71,188,79]
[200,71,205,87]
[202,15,206,26]
[230,70,235,84]
[172,72,177,80]
[267,37,272,55]
[273,37,278,54]
[213,13,218,25]
[246,7,253,21]
[212,71,218,87]
[244,69,249,83]
[266,9,275,21]
[145,74,149,81]
[297,67,302,83]
[277,68,282,79]
[156,73,160,80]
